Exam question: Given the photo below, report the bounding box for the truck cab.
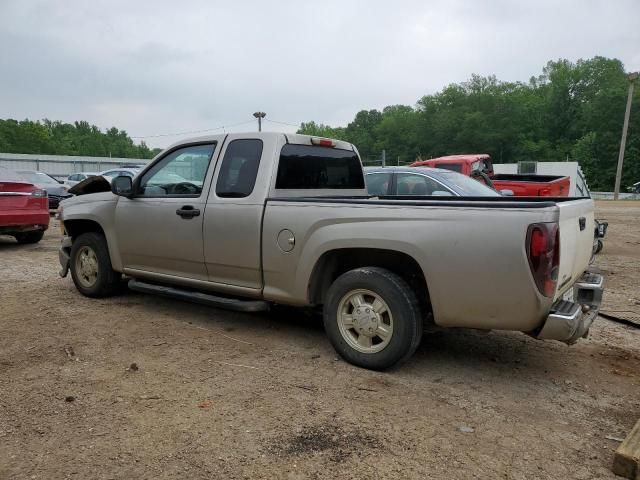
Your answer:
[412,154,494,176]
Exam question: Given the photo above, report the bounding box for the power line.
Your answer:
[264,118,300,128]
[131,119,255,139]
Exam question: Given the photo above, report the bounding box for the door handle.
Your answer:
[176,205,200,219]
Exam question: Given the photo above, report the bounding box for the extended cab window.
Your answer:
[216,139,263,198]
[139,144,215,197]
[276,144,364,189]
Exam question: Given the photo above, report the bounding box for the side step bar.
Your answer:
[128,279,270,313]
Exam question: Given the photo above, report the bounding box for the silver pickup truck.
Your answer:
[58,132,603,370]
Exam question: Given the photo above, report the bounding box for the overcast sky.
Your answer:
[1,0,639,148]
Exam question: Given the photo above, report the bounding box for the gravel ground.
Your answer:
[1,201,639,479]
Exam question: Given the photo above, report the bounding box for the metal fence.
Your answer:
[0,153,151,180]
[590,192,640,200]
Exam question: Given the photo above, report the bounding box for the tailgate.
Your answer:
[554,198,595,300]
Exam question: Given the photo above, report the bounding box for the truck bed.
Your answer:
[490,174,571,197]
[262,195,595,333]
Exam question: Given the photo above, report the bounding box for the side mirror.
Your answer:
[112,175,133,197]
[500,189,514,196]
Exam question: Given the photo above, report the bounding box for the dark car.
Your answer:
[364,166,501,197]
[16,170,73,210]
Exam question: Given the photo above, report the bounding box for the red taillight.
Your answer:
[526,222,559,297]
[310,137,335,147]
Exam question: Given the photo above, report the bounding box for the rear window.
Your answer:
[17,171,59,184]
[436,171,500,196]
[435,163,463,173]
[0,167,25,182]
[276,144,364,189]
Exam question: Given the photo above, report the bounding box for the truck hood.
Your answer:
[60,190,115,208]
[68,175,111,196]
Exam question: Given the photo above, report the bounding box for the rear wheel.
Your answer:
[70,232,121,297]
[323,267,423,370]
[14,231,44,244]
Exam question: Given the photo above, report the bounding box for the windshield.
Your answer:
[17,171,59,184]
[436,171,501,196]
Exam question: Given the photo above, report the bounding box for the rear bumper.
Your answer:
[0,210,50,235]
[537,272,604,344]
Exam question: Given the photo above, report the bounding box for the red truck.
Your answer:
[0,166,50,244]
[411,154,571,197]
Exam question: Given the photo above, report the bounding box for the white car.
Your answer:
[65,172,100,188]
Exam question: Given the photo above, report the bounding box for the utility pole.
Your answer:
[253,112,266,132]
[614,72,638,200]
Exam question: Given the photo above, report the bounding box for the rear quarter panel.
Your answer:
[263,200,558,332]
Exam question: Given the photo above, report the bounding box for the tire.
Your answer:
[14,231,44,244]
[69,232,121,298]
[323,267,423,370]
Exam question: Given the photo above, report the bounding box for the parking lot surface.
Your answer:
[1,201,639,479]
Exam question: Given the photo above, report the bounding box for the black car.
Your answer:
[16,170,73,210]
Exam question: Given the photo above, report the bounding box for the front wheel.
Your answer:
[323,267,423,370]
[69,232,121,297]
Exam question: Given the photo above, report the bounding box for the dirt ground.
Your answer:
[1,201,639,480]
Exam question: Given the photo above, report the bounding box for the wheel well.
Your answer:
[309,248,431,310]
[63,219,105,239]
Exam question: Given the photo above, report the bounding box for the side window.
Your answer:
[69,174,79,181]
[216,139,263,198]
[396,173,450,196]
[365,172,392,196]
[139,143,215,197]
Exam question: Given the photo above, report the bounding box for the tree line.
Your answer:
[0,119,157,159]
[299,56,639,191]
